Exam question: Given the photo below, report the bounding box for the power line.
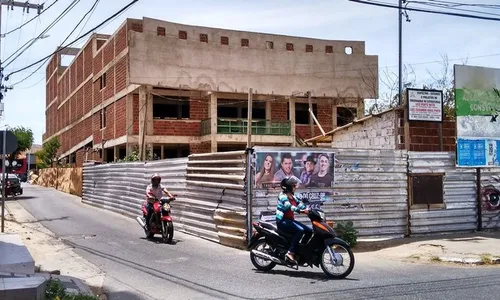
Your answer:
[6,0,139,80]
[10,0,100,87]
[3,0,81,68]
[349,0,500,21]
[1,0,59,37]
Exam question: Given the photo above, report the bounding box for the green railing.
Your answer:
[200,118,291,136]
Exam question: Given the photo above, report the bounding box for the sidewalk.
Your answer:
[2,198,106,298]
[355,231,500,265]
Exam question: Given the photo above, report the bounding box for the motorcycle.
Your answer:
[248,201,355,279]
[135,196,176,243]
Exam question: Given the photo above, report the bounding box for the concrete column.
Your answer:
[210,93,218,152]
[113,146,118,162]
[289,98,296,147]
[357,98,365,119]
[332,101,338,148]
[138,86,148,160]
[160,145,165,159]
[125,94,134,156]
[265,100,272,134]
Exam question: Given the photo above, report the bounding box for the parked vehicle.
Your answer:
[248,201,355,279]
[0,174,23,197]
[136,196,176,243]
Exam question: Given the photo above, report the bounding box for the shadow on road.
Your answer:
[139,236,184,245]
[254,269,360,282]
[3,195,37,201]
[106,290,153,300]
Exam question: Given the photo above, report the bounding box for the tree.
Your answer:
[362,53,466,118]
[36,137,61,168]
[6,126,34,168]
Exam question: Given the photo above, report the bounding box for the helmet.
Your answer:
[280,176,300,193]
[151,173,161,187]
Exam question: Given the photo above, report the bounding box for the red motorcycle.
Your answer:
[136,196,176,243]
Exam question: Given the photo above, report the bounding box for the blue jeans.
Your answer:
[277,219,312,254]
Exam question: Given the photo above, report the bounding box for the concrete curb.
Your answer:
[437,256,500,265]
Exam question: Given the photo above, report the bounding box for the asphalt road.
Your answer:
[16,185,500,300]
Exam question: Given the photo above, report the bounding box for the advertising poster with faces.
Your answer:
[254,150,336,202]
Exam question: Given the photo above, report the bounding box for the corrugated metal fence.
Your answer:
[479,169,500,229]
[82,152,247,249]
[82,148,500,251]
[408,152,478,235]
[252,148,409,239]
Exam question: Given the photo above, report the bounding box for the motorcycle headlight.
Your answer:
[162,203,170,210]
[318,211,325,220]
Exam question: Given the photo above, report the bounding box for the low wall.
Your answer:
[33,167,83,196]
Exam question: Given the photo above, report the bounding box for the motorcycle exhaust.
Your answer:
[136,216,146,228]
[251,250,282,264]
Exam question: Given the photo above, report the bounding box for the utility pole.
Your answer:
[398,0,403,106]
[0,0,44,233]
[246,88,253,148]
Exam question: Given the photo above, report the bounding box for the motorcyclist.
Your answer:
[144,173,175,230]
[275,176,311,263]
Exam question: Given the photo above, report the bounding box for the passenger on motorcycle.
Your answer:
[276,176,311,263]
[145,173,175,230]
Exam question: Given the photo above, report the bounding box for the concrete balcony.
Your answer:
[200,118,293,144]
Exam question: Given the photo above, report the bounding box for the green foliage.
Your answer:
[5,126,34,165]
[116,145,157,162]
[334,221,359,248]
[36,137,61,169]
[45,278,98,300]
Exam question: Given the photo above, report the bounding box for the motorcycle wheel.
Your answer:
[250,239,276,272]
[320,242,355,279]
[162,221,174,244]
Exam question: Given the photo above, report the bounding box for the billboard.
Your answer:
[253,147,335,202]
[407,88,443,122]
[455,65,500,167]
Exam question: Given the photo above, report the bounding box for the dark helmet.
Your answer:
[280,176,300,193]
[151,173,161,187]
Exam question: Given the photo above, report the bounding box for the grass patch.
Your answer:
[45,278,98,300]
[430,256,441,262]
[480,253,494,265]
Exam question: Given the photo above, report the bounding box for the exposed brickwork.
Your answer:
[153,120,201,136]
[190,143,211,154]
[271,102,287,120]
[103,104,115,140]
[83,43,92,78]
[128,19,143,32]
[394,110,456,151]
[103,67,115,100]
[189,98,208,120]
[115,97,127,137]
[103,39,115,67]
[93,80,103,108]
[94,51,103,74]
[115,26,127,54]
[133,94,139,135]
[115,57,127,93]
[83,81,92,113]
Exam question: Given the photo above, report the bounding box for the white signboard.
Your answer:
[407,88,443,122]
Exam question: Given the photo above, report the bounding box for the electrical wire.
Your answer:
[349,0,500,21]
[12,0,101,88]
[3,0,81,68]
[6,0,139,81]
[2,0,59,37]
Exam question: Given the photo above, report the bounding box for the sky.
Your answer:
[0,0,499,145]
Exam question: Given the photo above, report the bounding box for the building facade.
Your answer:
[43,17,379,165]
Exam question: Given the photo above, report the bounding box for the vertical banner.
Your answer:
[253,148,335,202]
[455,65,500,167]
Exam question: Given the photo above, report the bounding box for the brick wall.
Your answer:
[115,97,127,137]
[153,120,201,136]
[395,110,456,151]
[132,94,139,135]
[271,102,287,120]
[190,142,211,154]
[331,110,397,149]
[190,98,208,120]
